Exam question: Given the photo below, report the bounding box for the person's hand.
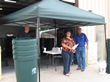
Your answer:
[72,49,76,53]
[70,49,76,53]
[86,45,88,49]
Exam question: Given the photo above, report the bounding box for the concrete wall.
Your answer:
[0,25,23,38]
[79,0,110,38]
[96,25,106,60]
[79,0,110,60]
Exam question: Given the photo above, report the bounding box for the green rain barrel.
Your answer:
[12,38,38,82]
[12,45,38,51]
[106,39,110,74]
[12,38,37,46]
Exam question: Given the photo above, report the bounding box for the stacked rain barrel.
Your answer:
[12,38,38,82]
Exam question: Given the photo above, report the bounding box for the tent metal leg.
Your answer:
[54,19,57,47]
[36,18,41,82]
[104,24,108,60]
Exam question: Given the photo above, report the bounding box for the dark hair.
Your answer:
[64,28,72,38]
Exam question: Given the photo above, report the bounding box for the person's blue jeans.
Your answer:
[62,50,73,75]
[76,46,86,69]
[71,53,74,65]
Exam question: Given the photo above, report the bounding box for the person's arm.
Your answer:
[61,43,72,50]
[86,42,89,49]
[73,36,77,44]
[61,38,73,50]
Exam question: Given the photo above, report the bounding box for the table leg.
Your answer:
[52,55,57,71]
[47,54,52,68]
[46,54,49,68]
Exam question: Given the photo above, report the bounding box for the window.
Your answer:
[0,8,3,10]
[62,0,75,3]
[4,0,16,3]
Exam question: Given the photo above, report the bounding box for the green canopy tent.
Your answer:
[0,0,107,81]
[0,0,106,52]
[0,0,105,25]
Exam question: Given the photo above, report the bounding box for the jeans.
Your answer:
[62,50,73,75]
[76,46,86,69]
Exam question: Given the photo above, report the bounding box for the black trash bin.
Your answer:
[106,39,110,74]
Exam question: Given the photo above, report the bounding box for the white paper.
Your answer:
[72,44,79,49]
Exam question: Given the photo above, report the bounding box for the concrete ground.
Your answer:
[1,64,110,82]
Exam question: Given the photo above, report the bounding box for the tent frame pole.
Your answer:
[36,18,41,82]
[104,24,108,60]
[54,19,57,47]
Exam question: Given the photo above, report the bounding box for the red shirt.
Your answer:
[61,38,75,52]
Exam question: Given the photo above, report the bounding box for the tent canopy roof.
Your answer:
[0,0,105,27]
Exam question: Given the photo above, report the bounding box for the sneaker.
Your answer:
[68,72,71,74]
[76,67,81,70]
[81,68,85,72]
